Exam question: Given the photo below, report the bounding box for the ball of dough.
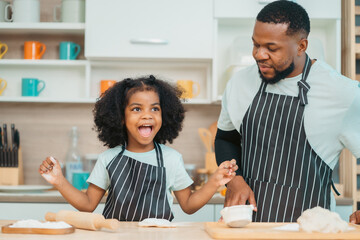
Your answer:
[297,206,348,233]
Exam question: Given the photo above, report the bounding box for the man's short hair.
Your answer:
[256,0,310,37]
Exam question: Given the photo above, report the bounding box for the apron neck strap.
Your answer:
[297,54,312,106]
[154,142,164,167]
[120,142,164,167]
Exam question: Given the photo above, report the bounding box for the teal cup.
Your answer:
[21,78,45,96]
[72,172,90,190]
[59,41,81,60]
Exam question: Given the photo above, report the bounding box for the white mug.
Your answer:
[0,0,9,22]
[54,0,85,23]
[5,0,40,22]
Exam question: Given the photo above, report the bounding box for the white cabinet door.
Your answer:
[85,0,213,59]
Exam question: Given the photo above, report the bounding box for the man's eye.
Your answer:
[268,48,278,52]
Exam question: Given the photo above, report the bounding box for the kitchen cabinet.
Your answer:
[84,0,214,103]
[0,22,89,103]
[85,0,213,59]
[213,0,341,100]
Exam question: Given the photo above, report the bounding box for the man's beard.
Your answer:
[258,61,295,84]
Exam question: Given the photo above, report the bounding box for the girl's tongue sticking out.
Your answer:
[139,126,152,138]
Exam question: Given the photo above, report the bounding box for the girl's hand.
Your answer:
[210,159,238,187]
[38,156,64,186]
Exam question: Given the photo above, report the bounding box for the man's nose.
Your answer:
[254,47,269,61]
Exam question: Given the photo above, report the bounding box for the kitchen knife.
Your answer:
[3,124,7,167]
[0,126,3,167]
[10,124,15,167]
[14,129,19,167]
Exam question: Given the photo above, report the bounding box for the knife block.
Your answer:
[0,148,24,185]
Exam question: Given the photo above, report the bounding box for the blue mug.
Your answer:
[72,172,90,190]
[21,78,45,96]
[59,41,81,60]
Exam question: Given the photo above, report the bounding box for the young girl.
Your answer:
[39,75,237,221]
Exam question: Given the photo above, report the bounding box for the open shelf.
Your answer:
[0,22,85,34]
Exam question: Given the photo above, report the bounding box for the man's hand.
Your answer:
[350,210,360,224]
[224,175,257,211]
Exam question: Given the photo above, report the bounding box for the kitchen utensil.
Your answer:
[21,78,46,96]
[177,80,200,99]
[45,210,120,231]
[3,124,7,167]
[0,42,8,59]
[59,41,81,60]
[198,128,213,153]
[1,224,74,235]
[24,41,46,59]
[5,0,40,23]
[198,128,218,174]
[0,78,7,95]
[205,222,360,239]
[0,126,3,167]
[220,205,254,228]
[13,129,19,167]
[208,121,217,149]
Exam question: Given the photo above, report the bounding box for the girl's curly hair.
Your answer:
[93,75,185,148]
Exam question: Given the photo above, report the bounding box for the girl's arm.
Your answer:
[39,157,105,212]
[174,160,237,214]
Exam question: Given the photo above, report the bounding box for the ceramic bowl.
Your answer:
[220,205,254,228]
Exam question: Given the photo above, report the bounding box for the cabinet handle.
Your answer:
[130,38,169,45]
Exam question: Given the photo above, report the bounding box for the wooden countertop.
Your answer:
[0,220,212,240]
[0,190,353,205]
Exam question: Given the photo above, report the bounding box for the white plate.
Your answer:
[0,185,53,193]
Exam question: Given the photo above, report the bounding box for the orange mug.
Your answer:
[24,41,46,59]
[177,80,200,99]
[100,80,116,95]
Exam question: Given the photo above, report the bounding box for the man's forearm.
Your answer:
[215,128,242,175]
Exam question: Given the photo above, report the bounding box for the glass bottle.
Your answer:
[65,126,83,184]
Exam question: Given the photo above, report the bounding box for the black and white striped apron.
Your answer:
[240,55,336,222]
[103,142,174,221]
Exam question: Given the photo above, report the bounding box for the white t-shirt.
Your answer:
[218,60,360,210]
[87,144,193,208]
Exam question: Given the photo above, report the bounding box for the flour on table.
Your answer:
[10,219,72,229]
[297,206,349,233]
[138,218,174,228]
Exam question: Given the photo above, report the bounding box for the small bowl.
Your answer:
[220,205,254,228]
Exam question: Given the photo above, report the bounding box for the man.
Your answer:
[215,0,360,222]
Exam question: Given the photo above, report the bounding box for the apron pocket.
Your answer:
[246,177,303,222]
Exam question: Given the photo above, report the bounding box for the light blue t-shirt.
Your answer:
[87,144,193,208]
[218,60,360,210]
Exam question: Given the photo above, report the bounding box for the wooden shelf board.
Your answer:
[356,6,360,15]
[358,190,360,202]
[0,22,85,34]
[0,59,88,66]
[356,74,360,81]
[0,97,213,104]
[355,44,360,54]
[356,26,360,36]
[357,165,360,174]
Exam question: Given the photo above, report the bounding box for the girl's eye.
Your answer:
[152,107,160,111]
[132,107,141,112]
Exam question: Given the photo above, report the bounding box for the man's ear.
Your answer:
[297,38,308,56]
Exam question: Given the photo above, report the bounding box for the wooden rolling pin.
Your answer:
[45,210,120,231]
